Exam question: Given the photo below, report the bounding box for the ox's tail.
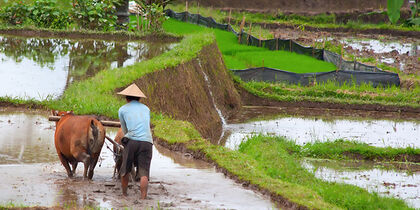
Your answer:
[88,119,105,154]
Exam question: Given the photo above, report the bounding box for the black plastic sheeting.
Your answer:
[165,9,400,87]
[231,68,401,87]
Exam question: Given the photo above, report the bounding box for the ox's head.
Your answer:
[51,110,74,126]
[52,110,73,117]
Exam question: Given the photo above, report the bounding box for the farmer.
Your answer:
[117,83,153,199]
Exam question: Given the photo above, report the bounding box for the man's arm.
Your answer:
[118,110,128,135]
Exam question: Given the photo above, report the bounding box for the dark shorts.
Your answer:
[120,138,153,179]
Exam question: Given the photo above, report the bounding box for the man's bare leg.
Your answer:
[140,176,148,199]
[121,174,129,196]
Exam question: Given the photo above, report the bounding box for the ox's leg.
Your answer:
[73,151,90,179]
[57,153,73,178]
[71,162,78,174]
[88,155,99,180]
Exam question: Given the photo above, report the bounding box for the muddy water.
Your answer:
[339,38,419,72]
[0,111,275,209]
[0,35,177,100]
[224,108,420,150]
[302,159,420,208]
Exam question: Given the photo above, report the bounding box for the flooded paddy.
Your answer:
[0,110,275,209]
[303,159,420,208]
[223,107,420,150]
[0,35,177,100]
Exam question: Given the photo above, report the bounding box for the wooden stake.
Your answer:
[312,39,315,57]
[185,1,188,12]
[247,22,252,45]
[228,9,232,25]
[197,1,200,14]
[289,39,292,52]
[238,16,246,44]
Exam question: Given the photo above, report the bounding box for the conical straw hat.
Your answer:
[117,83,147,98]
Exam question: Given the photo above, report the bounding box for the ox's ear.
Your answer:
[51,110,58,116]
[68,110,74,114]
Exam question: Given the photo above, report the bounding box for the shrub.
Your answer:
[28,0,71,29]
[0,2,30,25]
[71,0,119,31]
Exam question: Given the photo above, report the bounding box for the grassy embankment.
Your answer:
[238,135,416,210]
[167,3,420,32]
[162,18,337,73]
[161,18,420,108]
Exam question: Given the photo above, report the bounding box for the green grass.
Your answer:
[237,77,420,108]
[238,135,414,209]
[163,18,337,73]
[281,138,420,161]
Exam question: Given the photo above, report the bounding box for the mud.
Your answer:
[269,27,420,77]
[0,35,177,100]
[0,112,276,209]
[303,159,420,208]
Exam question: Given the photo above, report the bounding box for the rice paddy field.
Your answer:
[162,18,337,73]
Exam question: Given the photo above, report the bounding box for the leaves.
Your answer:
[387,0,405,24]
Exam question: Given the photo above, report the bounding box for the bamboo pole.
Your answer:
[228,9,232,25]
[48,116,121,127]
[247,22,252,45]
[238,16,246,44]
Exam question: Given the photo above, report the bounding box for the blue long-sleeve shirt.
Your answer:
[118,100,153,144]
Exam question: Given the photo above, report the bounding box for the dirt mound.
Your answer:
[127,42,241,141]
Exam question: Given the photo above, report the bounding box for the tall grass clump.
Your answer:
[163,18,336,73]
[238,135,414,209]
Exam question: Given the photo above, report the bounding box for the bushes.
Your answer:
[71,0,119,31]
[0,0,120,31]
[29,0,70,29]
[0,2,30,25]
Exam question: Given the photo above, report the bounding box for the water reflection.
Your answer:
[303,159,420,208]
[0,35,177,100]
[0,111,56,164]
[224,112,420,150]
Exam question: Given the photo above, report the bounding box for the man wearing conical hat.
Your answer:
[117,83,153,199]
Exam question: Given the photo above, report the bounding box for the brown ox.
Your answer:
[52,110,105,179]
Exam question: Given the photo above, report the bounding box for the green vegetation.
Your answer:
[163,18,337,73]
[284,138,420,161]
[238,135,414,209]
[0,0,121,31]
[237,77,420,108]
